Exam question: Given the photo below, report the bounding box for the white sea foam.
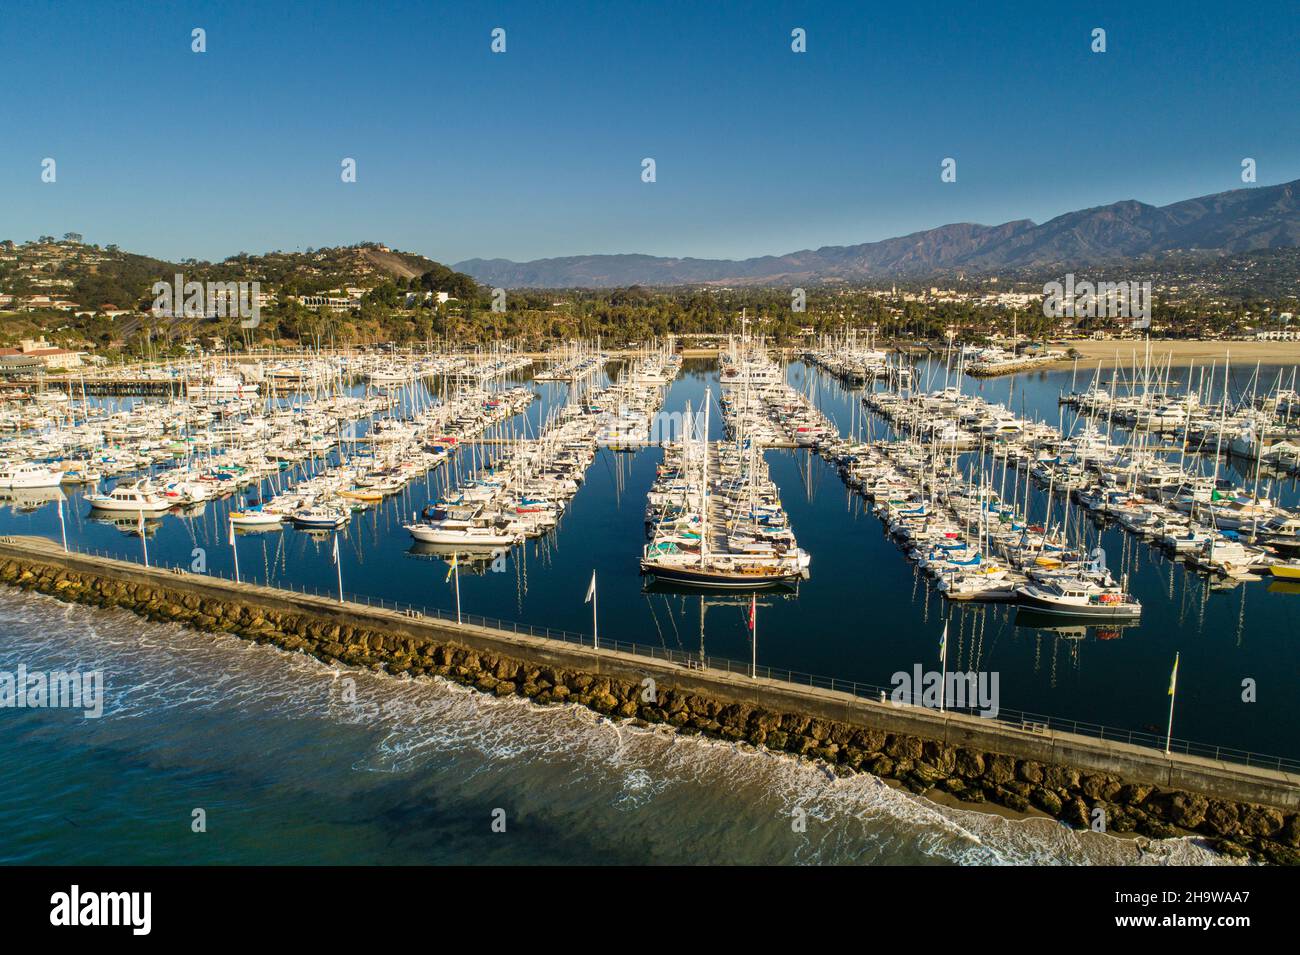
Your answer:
[0,589,1238,865]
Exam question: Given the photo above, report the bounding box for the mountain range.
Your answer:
[454,179,1300,288]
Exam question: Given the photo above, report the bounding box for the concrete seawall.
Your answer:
[0,534,1296,862]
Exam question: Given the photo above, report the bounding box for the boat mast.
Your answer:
[700,389,710,566]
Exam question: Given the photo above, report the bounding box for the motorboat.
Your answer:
[0,462,64,489]
[289,506,351,529]
[84,480,174,516]
[1014,575,1141,619]
[403,518,519,549]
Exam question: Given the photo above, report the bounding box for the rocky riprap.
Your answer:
[3,555,1297,865]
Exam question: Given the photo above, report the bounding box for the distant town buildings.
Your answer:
[861,286,1041,310]
[404,290,452,307]
[1256,329,1300,341]
[0,337,83,373]
[296,293,357,312]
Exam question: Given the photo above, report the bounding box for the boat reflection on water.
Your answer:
[88,512,166,538]
[232,520,283,536]
[301,527,349,548]
[640,580,800,667]
[0,487,66,513]
[640,577,801,599]
[405,541,506,576]
[1013,608,1134,641]
[1266,578,1300,596]
[1206,575,1248,593]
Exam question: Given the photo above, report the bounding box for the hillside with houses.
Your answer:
[0,236,480,358]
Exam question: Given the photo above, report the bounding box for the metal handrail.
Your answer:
[46,541,1300,775]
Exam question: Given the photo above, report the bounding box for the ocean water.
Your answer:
[2,359,1297,761]
[0,355,1295,863]
[0,589,1230,865]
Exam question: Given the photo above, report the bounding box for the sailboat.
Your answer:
[641,385,806,590]
[229,503,284,528]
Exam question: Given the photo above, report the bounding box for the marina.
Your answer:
[1,345,1299,769]
[5,0,1299,892]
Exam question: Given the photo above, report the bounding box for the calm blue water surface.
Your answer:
[0,354,1293,864]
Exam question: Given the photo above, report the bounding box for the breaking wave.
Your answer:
[0,590,1232,865]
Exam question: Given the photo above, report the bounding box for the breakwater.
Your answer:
[0,535,1296,863]
[965,356,1063,377]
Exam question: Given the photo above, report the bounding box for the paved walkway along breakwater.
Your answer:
[0,535,1296,863]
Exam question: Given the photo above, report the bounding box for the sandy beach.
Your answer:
[1052,339,1300,368]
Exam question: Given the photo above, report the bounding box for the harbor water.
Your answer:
[0,355,1295,864]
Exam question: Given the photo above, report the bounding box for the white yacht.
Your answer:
[84,480,174,516]
[404,516,519,549]
[0,463,64,489]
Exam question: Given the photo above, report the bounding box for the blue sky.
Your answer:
[2,0,1297,265]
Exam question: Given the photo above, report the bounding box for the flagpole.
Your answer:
[939,621,948,713]
[334,535,343,603]
[57,498,67,552]
[750,594,757,679]
[454,552,462,624]
[1165,651,1179,755]
[584,570,597,648]
[230,518,240,585]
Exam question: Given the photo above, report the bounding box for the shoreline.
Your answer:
[0,535,1295,864]
[1048,339,1300,369]
[0,580,1207,864]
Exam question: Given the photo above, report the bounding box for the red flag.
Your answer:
[747,595,755,631]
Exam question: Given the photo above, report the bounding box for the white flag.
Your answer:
[228,518,236,547]
[331,534,340,565]
[584,570,596,603]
